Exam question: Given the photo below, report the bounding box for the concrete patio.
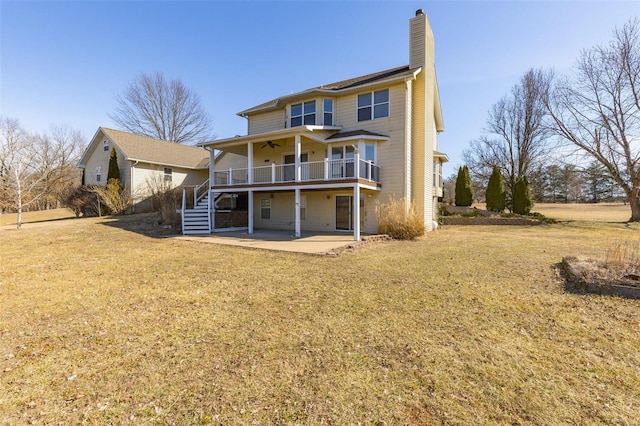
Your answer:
[174,229,357,254]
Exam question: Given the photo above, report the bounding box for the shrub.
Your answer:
[90,178,131,215]
[513,176,533,215]
[107,147,121,182]
[455,165,473,206]
[61,185,93,217]
[145,174,181,227]
[376,196,425,240]
[486,165,506,212]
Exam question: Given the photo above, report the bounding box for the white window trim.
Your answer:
[290,100,316,127]
[357,88,390,122]
[323,99,334,126]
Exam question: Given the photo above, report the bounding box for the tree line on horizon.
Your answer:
[456,18,640,222]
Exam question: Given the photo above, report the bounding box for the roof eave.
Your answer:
[238,69,420,118]
[201,126,334,148]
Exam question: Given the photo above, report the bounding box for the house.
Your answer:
[182,9,447,239]
[78,127,211,211]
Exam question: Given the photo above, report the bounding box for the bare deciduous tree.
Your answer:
[110,72,213,145]
[546,19,640,221]
[0,118,49,228]
[35,125,84,209]
[464,68,553,207]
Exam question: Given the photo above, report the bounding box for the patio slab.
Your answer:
[174,230,356,254]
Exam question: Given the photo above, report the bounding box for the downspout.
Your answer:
[130,160,139,213]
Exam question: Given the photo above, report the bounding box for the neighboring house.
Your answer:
[182,10,448,239]
[78,127,210,211]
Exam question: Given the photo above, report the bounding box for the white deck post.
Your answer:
[247,142,253,184]
[294,188,301,238]
[248,190,254,234]
[324,158,329,181]
[294,134,301,182]
[271,163,276,183]
[209,149,215,231]
[209,148,215,185]
[353,184,360,241]
[354,152,360,179]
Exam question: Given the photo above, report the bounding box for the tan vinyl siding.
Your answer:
[333,83,408,202]
[251,190,377,233]
[405,79,413,202]
[83,140,127,187]
[131,163,207,197]
[215,152,248,171]
[248,110,286,135]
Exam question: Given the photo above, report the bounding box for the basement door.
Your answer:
[335,195,365,231]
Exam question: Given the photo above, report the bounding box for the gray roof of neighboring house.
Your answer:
[238,65,419,117]
[78,128,210,169]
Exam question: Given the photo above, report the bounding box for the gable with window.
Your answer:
[357,89,389,122]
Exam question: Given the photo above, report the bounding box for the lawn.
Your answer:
[1,209,639,424]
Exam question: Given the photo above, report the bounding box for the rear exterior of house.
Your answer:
[182,10,447,239]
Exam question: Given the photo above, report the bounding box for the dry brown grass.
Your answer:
[1,211,639,424]
[532,202,632,223]
[0,208,76,227]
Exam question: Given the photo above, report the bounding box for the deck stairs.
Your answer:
[182,190,233,235]
[182,192,211,235]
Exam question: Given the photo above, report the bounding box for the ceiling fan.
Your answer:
[261,140,281,149]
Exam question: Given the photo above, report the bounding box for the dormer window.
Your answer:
[357,89,389,121]
[290,101,316,127]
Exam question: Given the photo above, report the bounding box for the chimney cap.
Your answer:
[415,9,425,16]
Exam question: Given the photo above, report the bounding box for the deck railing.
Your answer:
[213,158,380,186]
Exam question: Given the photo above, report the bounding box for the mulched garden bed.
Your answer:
[561,256,640,299]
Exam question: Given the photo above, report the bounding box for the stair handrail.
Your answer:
[194,179,209,205]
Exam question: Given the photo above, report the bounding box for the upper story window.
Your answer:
[290,101,316,127]
[103,140,109,151]
[96,166,102,182]
[323,99,333,126]
[164,167,173,183]
[357,89,389,122]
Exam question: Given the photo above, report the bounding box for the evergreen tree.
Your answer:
[107,147,120,182]
[513,176,533,215]
[455,165,474,206]
[486,165,506,212]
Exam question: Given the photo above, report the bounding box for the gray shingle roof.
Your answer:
[238,65,418,117]
[101,128,210,169]
[326,130,389,140]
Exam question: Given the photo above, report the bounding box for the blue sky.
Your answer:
[1,1,638,176]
